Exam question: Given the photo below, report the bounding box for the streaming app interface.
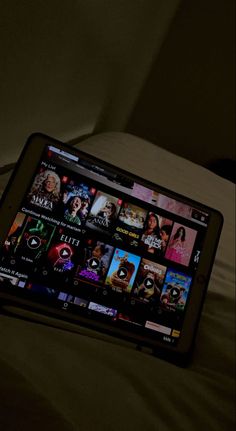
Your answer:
[0,145,209,346]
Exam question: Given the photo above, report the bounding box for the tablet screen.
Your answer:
[0,143,210,347]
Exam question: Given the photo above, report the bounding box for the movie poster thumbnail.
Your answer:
[75,239,114,284]
[88,301,117,318]
[60,181,96,226]
[156,195,193,219]
[105,248,141,293]
[26,282,58,298]
[27,166,62,212]
[115,312,143,326]
[3,212,26,256]
[0,271,20,287]
[86,191,122,234]
[140,212,173,257]
[57,292,88,308]
[165,222,197,266]
[131,183,158,204]
[191,233,204,270]
[14,216,56,263]
[160,269,192,312]
[113,202,148,247]
[132,259,167,302]
[43,228,81,276]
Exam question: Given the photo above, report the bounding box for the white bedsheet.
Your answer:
[0,132,235,431]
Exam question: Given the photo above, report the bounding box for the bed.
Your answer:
[0,132,235,431]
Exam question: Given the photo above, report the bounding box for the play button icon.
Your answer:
[27,236,41,249]
[59,247,71,259]
[88,258,99,269]
[117,267,127,279]
[170,287,180,299]
[144,277,154,289]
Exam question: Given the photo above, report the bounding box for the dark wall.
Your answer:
[0,0,180,165]
[126,0,235,167]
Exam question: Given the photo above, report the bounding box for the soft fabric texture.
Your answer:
[0,132,235,431]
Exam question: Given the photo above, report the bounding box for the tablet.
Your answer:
[0,133,223,364]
